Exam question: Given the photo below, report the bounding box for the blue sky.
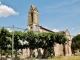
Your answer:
[0,0,80,37]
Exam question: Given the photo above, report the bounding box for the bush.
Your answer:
[2,50,12,55]
[2,50,5,55]
[7,50,12,55]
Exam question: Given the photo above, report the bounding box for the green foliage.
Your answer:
[7,50,12,55]
[38,32,67,49]
[0,27,67,57]
[6,37,12,45]
[72,34,80,50]
[26,31,37,49]
[54,32,67,44]
[13,31,23,49]
[0,28,67,50]
[0,27,10,50]
[2,50,5,55]
[2,50,12,55]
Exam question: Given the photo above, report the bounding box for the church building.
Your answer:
[25,5,72,56]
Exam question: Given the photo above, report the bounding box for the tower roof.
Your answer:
[30,5,38,12]
[31,5,35,9]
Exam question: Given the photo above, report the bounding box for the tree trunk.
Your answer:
[0,48,2,60]
[6,48,8,58]
[43,49,47,58]
[15,49,17,60]
[30,49,33,57]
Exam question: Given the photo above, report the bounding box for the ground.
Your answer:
[1,55,80,60]
[50,56,80,60]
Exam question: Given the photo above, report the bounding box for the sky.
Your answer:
[0,0,80,37]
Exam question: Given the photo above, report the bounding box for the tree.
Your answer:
[72,34,80,53]
[14,31,23,60]
[38,32,55,58]
[53,32,67,56]
[22,32,29,49]
[5,37,12,58]
[0,27,11,60]
[0,28,1,59]
[46,32,55,57]
[25,31,37,57]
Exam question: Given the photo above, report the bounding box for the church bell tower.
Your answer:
[27,5,39,32]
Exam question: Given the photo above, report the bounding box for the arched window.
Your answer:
[31,12,33,23]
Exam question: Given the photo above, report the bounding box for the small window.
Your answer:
[31,26,33,29]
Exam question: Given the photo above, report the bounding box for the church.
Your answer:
[24,5,72,56]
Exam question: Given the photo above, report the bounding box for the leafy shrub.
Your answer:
[2,50,5,55]
[7,50,12,55]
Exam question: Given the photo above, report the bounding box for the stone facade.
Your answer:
[54,30,72,56]
[54,43,64,56]
[23,5,72,57]
[22,48,30,58]
[64,30,72,56]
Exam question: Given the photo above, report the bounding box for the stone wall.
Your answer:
[65,30,72,56]
[22,48,30,58]
[54,43,64,56]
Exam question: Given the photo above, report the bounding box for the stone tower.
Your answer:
[27,5,40,33]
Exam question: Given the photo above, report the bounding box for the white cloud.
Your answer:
[52,29,59,32]
[0,2,19,17]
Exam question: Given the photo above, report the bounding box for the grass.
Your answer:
[19,55,80,60]
[1,55,80,60]
[50,56,80,60]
